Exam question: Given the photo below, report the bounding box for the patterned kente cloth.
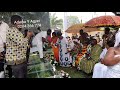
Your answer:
[79,44,102,74]
[6,27,28,65]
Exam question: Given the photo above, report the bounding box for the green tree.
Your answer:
[67,16,80,28]
[50,13,63,30]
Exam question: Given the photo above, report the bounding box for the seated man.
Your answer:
[79,39,102,74]
[75,39,90,68]
[71,38,82,67]
[92,40,114,78]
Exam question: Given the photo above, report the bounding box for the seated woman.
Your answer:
[79,39,102,74]
[92,40,114,78]
[102,42,120,78]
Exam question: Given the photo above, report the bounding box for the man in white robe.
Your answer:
[92,48,108,78]
[30,30,47,59]
[92,40,114,78]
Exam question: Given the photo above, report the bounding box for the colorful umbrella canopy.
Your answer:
[85,15,120,27]
[65,24,100,33]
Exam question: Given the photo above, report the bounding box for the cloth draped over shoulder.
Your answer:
[79,44,102,74]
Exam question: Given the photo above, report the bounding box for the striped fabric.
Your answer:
[79,44,102,74]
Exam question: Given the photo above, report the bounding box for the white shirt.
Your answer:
[114,30,120,47]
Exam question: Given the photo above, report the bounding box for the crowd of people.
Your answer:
[1,14,120,78]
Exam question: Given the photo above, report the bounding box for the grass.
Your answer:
[56,66,92,78]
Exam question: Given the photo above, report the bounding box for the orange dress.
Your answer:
[51,37,59,62]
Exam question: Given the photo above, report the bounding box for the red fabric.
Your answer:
[46,35,52,43]
[51,37,59,62]
[85,16,120,27]
[51,37,58,43]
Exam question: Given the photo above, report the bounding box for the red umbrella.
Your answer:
[84,15,120,27]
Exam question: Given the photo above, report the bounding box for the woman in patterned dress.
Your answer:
[56,31,74,67]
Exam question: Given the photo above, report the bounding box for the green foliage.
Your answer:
[50,13,63,30]
[67,16,80,28]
